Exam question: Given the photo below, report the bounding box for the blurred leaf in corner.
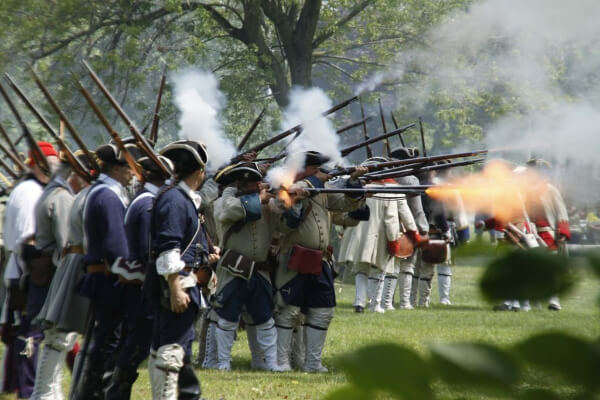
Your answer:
[324,385,373,400]
[429,342,520,391]
[480,249,575,301]
[514,332,600,389]
[519,388,562,400]
[337,343,434,399]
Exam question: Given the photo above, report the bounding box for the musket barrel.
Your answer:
[390,112,406,147]
[237,108,266,151]
[29,65,100,171]
[0,122,27,171]
[149,66,167,144]
[365,158,485,180]
[336,116,372,135]
[340,123,416,157]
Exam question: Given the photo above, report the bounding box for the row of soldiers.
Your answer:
[0,136,376,399]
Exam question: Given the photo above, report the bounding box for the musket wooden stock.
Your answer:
[359,99,373,158]
[240,95,359,156]
[73,78,144,181]
[82,60,170,178]
[340,123,416,157]
[4,74,92,181]
[336,116,372,135]
[390,112,406,147]
[29,66,100,172]
[237,108,266,151]
[0,122,27,172]
[149,66,167,144]
[0,80,50,173]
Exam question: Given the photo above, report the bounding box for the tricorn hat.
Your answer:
[361,156,388,167]
[304,151,330,167]
[160,140,208,169]
[389,147,419,160]
[214,162,263,185]
[95,143,138,166]
[138,155,174,175]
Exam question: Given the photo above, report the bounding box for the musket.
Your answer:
[390,112,406,147]
[240,95,359,156]
[4,73,92,181]
[0,81,50,173]
[149,66,167,144]
[359,99,373,158]
[0,155,18,180]
[302,186,430,195]
[336,116,373,135]
[73,78,144,181]
[419,117,427,156]
[237,107,266,151]
[365,158,485,181]
[0,171,13,188]
[378,98,391,156]
[340,123,416,157]
[28,66,100,172]
[0,122,27,171]
[82,60,170,178]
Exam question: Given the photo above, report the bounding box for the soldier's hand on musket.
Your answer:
[168,274,190,313]
[349,166,369,180]
[259,183,275,203]
[208,253,220,264]
[288,186,309,203]
[211,246,221,256]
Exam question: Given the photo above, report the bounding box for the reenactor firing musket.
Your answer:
[28,65,100,172]
[378,98,392,156]
[0,81,50,173]
[359,99,373,158]
[4,73,93,181]
[149,66,167,144]
[237,107,266,151]
[82,60,170,178]
[336,116,373,135]
[340,123,416,157]
[72,77,144,181]
[390,112,406,147]
[237,95,359,158]
[0,122,28,172]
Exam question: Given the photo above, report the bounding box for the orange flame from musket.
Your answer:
[425,160,549,223]
[277,174,295,209]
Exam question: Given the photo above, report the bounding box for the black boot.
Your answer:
[71,356,104,400]
[105,367,138,400]
[178,362,201,400]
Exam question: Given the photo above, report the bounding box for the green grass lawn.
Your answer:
[1,258,599,399]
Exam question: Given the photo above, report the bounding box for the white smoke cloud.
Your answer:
[172,69,236,169]
[357,0,600,203]
[267,87,342,187]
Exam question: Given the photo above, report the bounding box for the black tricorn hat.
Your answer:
[138,155,174,175]
[214,162,263,185]
[110,136,156,148]
[361,156,388,167]
[390,147,419,160]
[160,140,208,169]
[95,143,138,166]
[304,151,330,167]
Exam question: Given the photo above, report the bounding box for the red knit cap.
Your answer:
[26,141,58,167]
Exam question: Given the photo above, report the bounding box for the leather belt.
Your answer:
[63,245,84,256]
[86,264,109,275]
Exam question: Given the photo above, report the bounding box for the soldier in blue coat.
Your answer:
[105,154,173,399]
[72,143,134,400]
[147,140,219,400]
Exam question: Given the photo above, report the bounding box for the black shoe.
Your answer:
[354,306,365,313]
[178,362,202,400]
[493,303,511,312]
[105,367,138,400]
[548,303,561,311]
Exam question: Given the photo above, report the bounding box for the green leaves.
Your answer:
[480,249,575,301]
[336,343,433,399]
[429,342,519,389]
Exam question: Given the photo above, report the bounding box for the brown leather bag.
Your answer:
[220,249,255,280]
[421,240,449,264]
[23,244,55,287]
[287,245,323,275]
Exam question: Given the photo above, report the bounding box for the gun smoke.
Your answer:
[172,69,236,170]
[357,0,600,205]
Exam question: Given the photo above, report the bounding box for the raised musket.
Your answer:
[82,60,170,178]
[237,107,266,151]
[240,95,359,156]
[378,98,391,156]
[390,112,406,147]
[336,116,373,135]
[419,117,427,156]
[28,65,100,172]
[4,74,92,181]
[0,155,18,180]
[149,66,167,144]
[340,123,416,157]
[0,122,27,171]
[73,78,144,181]
[359,99,373,158]
[0,81,50,173]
